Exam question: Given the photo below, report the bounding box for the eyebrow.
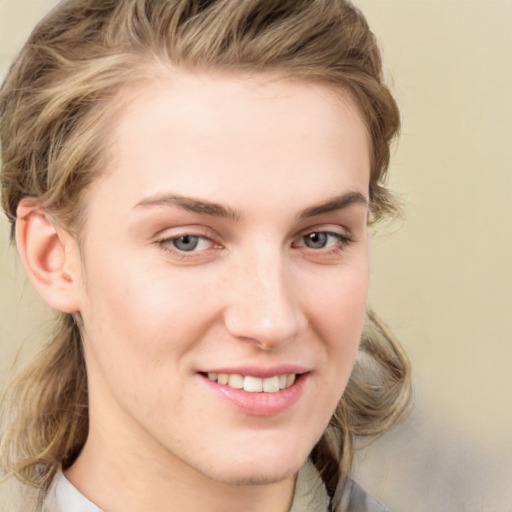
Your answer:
[134,191,367,221]
[298,191,368,219]
[134,193,242,221]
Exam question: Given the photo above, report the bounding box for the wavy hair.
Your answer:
[0,0,411,506]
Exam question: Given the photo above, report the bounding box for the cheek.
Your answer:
[308,258,369,335]
[79,253,222,374]
[77,265,204,420]
[307,260,369,386]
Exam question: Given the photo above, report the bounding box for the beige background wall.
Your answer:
[1,1,511,511]
[354,2,512,511]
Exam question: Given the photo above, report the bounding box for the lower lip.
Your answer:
[200,373,308,417]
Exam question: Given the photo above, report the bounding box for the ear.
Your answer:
[15,199,82,313]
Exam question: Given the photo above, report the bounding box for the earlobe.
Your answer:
[15,200,81,313]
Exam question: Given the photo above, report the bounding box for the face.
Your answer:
[74,71,370,486]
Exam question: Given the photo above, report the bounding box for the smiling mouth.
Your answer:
[205,372,296,393]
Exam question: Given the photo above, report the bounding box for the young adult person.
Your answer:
[0,1,411,511]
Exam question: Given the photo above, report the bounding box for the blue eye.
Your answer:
[302,232,343,249]
[172,235,201,251]
[304,232,329,249]
[162,235,214,252]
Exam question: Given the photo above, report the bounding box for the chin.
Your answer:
[210,464,301,487]
[198,446,309,487]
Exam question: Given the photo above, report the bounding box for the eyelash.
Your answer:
[155,229,353,259]
[293,231,353,255]
[156,233,219,260]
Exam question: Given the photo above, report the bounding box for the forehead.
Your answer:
[90,70,370,216]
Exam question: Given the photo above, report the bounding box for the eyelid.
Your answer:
[154,225,224,258]
[170,234,215,251]
[291,225,355,260]
[154,224,221,242]
[295,224,353,241]
[294,231,350,245]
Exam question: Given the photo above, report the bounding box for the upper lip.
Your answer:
[198,365,310,379]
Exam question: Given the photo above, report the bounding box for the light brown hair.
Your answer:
[0,0,411,506]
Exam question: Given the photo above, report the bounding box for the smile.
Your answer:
[207,372,296,393]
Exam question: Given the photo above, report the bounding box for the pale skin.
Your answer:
[16,71,371,512]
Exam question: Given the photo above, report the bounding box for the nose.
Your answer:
[223,249,307,350]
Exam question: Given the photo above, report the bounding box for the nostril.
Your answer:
[224,308,304,349]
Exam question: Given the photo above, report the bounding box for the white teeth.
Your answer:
[228,374,243,389]
[243,376,263,392]
[206,372,297,392]
[263,376,280,393]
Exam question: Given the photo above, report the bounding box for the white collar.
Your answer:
[44,471,102,512]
